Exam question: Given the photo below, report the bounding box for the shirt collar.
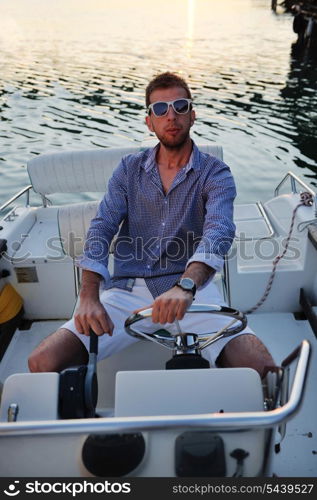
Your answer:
[143,141,201,173]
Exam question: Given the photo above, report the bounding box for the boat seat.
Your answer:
[27,145,223,196]
[58,201,100,259]
[27,147,139,195]
[57,201,118,275]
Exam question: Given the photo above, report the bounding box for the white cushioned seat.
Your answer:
[58,201,100,259]
[27,145,223,195]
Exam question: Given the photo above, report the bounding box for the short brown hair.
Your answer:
[145,72,192,107]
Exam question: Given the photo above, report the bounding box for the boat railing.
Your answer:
[0,340,310,437]
[0,185,53,218]
[274,171,317,218]
[0,185,32,215]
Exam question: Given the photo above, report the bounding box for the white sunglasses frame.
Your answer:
[147,98,193,117]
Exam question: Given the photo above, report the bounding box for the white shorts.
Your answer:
[62,278,255,367]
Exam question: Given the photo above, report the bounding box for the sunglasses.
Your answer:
[147,98,192,117]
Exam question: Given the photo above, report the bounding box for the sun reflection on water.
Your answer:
[185,0,196,59]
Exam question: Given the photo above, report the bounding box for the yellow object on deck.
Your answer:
[0,284,23,324]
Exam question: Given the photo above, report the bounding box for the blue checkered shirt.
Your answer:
[78,142,236,298]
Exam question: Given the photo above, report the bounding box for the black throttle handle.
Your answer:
[89,328,99,355]
[84,329,99,417]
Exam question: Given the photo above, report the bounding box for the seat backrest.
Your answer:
[58,201,99,258]
[27,145,223,195]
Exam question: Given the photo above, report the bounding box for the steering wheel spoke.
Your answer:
[124,304,247,353]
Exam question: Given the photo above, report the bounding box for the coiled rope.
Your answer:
[244,191,314,315]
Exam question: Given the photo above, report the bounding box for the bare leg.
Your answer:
[216,334,275,378]
[28,328,88,373]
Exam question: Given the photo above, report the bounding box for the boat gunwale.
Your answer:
[0,340,310,437]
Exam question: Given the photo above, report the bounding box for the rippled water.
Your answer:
[0,0,316,206]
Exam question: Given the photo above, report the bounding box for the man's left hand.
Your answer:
[134,286,193,324]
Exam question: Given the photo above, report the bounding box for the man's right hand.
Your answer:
[74,298,114,336]
[74,269,114,336]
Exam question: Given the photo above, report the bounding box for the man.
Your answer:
[29,72,274,377]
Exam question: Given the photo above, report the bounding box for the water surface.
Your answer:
[0,0,316,205]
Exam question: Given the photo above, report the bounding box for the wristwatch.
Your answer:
[175,277,196,297]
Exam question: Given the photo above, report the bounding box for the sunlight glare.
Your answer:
[185,0,196,58]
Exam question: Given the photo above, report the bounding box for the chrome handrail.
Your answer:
[0,340,310,437]
[274,172,316,218]
[0,185,32,214]
[257,202,275,237]
[274,172,315,197]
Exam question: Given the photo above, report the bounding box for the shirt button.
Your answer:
[162,222,165,226]
[147,265,150,269]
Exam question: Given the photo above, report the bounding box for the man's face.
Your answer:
[145,86,195,149]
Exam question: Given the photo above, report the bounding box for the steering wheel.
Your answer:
[124,304,247,354]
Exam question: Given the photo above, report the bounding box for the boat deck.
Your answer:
[0,311,316,477]
[248,313,316,477]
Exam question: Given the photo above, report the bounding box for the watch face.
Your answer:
[180,278,194,290]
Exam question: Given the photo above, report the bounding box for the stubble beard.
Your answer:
[159,128,191,151]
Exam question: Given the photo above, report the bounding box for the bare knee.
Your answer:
[28,328,88,373]
[217,334,275,378]
[28,350,53,373]
[28,353,44,373]
[28,351,39,372]
[28,340,61,373]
